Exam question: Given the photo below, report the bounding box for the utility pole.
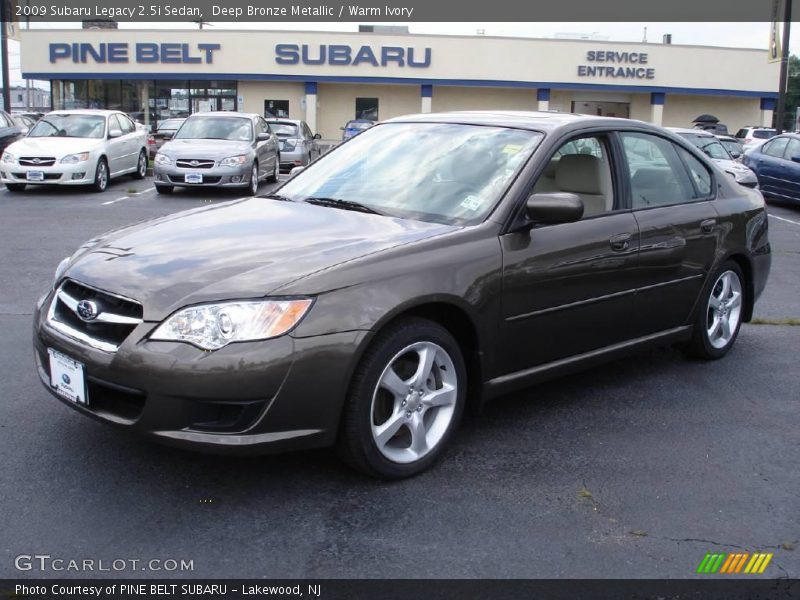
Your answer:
[1,0,11,113]
[775,0,793,133]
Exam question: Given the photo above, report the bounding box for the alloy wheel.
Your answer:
[97,161,107,191]
[250,164,258,195]
[138,152,147,177]
[706,270,743,349]
[370,341,458,464]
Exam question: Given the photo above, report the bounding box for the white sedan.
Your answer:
[1,110,148,193]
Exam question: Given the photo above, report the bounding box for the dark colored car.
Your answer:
[341,119,375,140]
[147,118,185,158]
[743,133,800,203]
[0,110,24,154]
[34,112,770,478]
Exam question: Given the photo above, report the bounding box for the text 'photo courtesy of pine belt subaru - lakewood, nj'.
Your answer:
[1,110,148,192]
[33,111,771,479]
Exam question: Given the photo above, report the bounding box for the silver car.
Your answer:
[266,119,322,173]
[1,110,148,193]
[668,128,759,188]
[154,112,280,195]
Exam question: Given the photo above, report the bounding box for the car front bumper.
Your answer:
[33,289,370,455]
[154,163,252,188]
[1,159,99,186]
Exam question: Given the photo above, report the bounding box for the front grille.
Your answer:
[176,159,215,169]
[169,175,222,184]
[13,172,61,180]
[48,280,143,352]
[19,156,56,167]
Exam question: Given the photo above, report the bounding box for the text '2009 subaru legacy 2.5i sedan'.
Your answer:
[34,112,770,478]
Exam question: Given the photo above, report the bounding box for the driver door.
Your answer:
[106,115,128,175]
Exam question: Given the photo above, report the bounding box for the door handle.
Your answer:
[609,232,632,252]
[700,218,716,234]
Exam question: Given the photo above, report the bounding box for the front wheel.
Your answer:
[337,318,466,479]
[684,261,745,359]
[91,158,108,193]
[5,183,26,192]
[133,150,147,179]
[248,162,259,195]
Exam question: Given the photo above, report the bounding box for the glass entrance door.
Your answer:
[192,96,237,113]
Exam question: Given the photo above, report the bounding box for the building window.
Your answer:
[264,100,289,118]
[16,93,23,102]
[356,97,378,121]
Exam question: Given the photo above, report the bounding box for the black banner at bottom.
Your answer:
[2,579,800,600]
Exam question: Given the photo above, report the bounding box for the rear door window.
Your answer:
[620,132,697,208]
[783,138,800,160]
[763,137,789,158]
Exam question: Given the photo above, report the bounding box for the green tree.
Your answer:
[781,54,800,130]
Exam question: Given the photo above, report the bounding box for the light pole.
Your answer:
[775,0,793,133]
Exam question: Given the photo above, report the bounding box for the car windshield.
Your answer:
[276,122,543,226]
[158,119,183,131]
[27,114,106,139]
[681,134,732,160]
[347,121,372,130]
[720,140,742,154]
[174,117,252,141]
[753,129,776,139]
[268,122,299,136]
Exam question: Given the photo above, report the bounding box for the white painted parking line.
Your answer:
[102,196,130,206]
[769,214,800,226]
[137,186,155,195]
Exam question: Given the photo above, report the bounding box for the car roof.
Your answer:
[384,110,657,133]
[187,111,258,119]
[715,135,739,142]
[666,127,716,137]
[266,118,302,125]
[47,109,121,116]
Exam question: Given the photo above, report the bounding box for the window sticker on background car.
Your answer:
[460,195,483,211]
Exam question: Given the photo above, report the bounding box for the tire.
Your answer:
[91,158,108,193]
[133,150,147,179]
[5,183,26,192]
[684,260,746,360]
[155,184,174,195]
[267,155,279,183]
[249,162,259,195]
[337,317,466,479]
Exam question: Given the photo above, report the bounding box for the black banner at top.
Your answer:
[3,0,785,22]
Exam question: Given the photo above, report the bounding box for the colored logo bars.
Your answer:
[696,552,773,574]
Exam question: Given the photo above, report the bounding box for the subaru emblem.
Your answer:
[190,160,199,166]
[76,299,98,321]
[32,158,41,164]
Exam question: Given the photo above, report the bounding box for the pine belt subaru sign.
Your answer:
[46,42,433,68]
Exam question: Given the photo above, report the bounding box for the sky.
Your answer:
[5,21,800,88]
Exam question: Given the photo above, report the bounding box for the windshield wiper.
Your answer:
[303,197,387,216]
[262,193,295,202]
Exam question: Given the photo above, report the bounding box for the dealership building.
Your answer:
[19,28,780,139]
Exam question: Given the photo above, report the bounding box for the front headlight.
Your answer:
[218,154,248,168]
[150,298,313,350]
[154,153,173,166]
[60,152,90,164]
[2,152,14,164]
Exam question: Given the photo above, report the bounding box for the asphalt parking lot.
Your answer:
[0,176,798,579]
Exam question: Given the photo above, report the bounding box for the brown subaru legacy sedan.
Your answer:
[33,111,770,478]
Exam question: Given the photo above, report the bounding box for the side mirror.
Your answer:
[525,192,584,224]
[161,131,174,140]
[257,132,271,141]
[729,150,742,159]
[313,133,322,139]
[289,166,305,177]
[108,129,122,139]
[791,156,800,163]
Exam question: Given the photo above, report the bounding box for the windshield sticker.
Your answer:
[461,195,483,211]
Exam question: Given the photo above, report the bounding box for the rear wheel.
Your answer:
[5,183,26,192]
[133,150,147,179]
[337,318,466,479]
[91,158,108,193]
[155,184,174,195]
[684,261,745,359]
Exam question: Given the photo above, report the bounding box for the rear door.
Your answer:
[619,131,720,336]
[116,113,140,172]
[106,115,128,174]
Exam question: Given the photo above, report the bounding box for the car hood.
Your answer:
[64,198,458,320]
[7,137,104,157]
[159,138,252,157]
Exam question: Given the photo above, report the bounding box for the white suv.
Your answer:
[734,127,777,154]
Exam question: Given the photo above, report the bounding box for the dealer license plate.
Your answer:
[48,348,88,405]
[185,172,203,184]
[26,170,44,182]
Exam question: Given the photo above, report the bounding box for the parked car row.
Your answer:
[668,128,758,188]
